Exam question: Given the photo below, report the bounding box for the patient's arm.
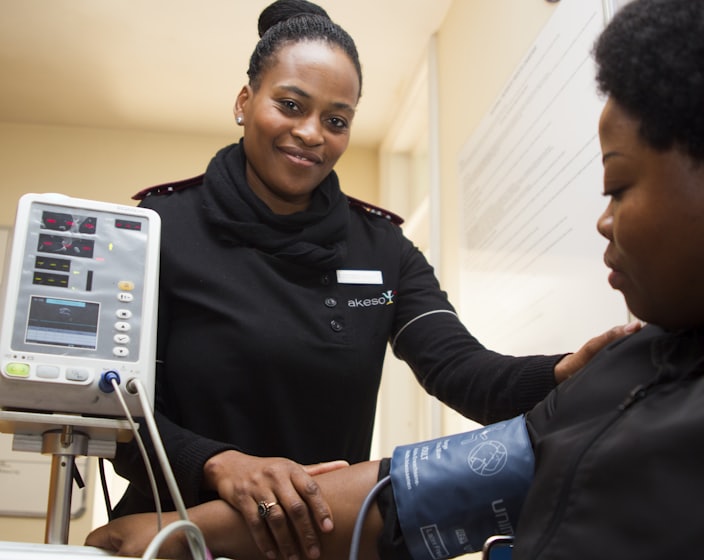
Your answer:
[85,461,383,560]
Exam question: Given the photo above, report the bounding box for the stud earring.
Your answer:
[236,115,243,125]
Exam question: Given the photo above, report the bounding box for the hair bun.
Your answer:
[258,0,331,38]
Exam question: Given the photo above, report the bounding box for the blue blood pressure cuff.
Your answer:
[389,415,534,559]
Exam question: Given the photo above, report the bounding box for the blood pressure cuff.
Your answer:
[389,415,534,559]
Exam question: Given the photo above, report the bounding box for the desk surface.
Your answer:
[0,541,121,559]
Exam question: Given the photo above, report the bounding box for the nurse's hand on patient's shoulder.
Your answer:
[85,510,186,559]
[203,449,347,560]
[553,320,642,383]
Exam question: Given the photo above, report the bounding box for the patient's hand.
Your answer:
[86,511,187,559]
[86,460,350,559]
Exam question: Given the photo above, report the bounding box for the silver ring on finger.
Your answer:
[257,500,278,519]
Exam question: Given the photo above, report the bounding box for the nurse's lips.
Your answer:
[280,146,322,165]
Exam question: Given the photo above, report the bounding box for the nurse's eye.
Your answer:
[279,99,302,114]
[327,116,349,131]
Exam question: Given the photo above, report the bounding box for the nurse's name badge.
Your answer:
[336,269,383,285]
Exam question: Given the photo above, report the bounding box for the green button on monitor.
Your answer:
[5,362,30,378]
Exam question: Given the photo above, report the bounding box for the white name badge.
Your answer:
[336,269,383,285]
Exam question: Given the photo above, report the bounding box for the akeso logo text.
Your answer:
[348,290,396,308]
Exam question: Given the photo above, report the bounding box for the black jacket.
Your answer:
[112,142,560,515]
[516,324,704,559]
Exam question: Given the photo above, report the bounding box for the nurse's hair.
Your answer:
[247,0,363,99]
[594,0,704,162]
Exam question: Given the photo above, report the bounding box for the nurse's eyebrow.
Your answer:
[280,84,310,99]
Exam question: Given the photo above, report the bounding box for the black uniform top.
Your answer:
[113,141,560,514]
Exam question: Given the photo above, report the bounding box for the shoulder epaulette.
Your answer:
[347,195,404,226]
[132,174,205,201]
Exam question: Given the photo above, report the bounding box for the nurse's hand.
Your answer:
[553,320,642,383]
[203,450,348,560]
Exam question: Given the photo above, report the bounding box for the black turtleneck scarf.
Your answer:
[200,140,349,270]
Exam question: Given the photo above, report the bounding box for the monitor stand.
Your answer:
[0,409,133,544]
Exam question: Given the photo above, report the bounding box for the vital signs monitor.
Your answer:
[0,193,160,417]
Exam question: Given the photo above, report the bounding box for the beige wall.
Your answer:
[336,145,379,204]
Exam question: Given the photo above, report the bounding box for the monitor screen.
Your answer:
[25,296,100,350]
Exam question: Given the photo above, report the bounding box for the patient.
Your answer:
[86,0,704,558]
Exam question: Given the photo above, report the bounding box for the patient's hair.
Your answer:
[594,0,704,162]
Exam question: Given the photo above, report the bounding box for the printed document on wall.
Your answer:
[458,0,627,356]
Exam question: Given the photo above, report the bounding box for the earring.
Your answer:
[236,115,243,125]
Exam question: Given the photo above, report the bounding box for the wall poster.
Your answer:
[458,0,629,356]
